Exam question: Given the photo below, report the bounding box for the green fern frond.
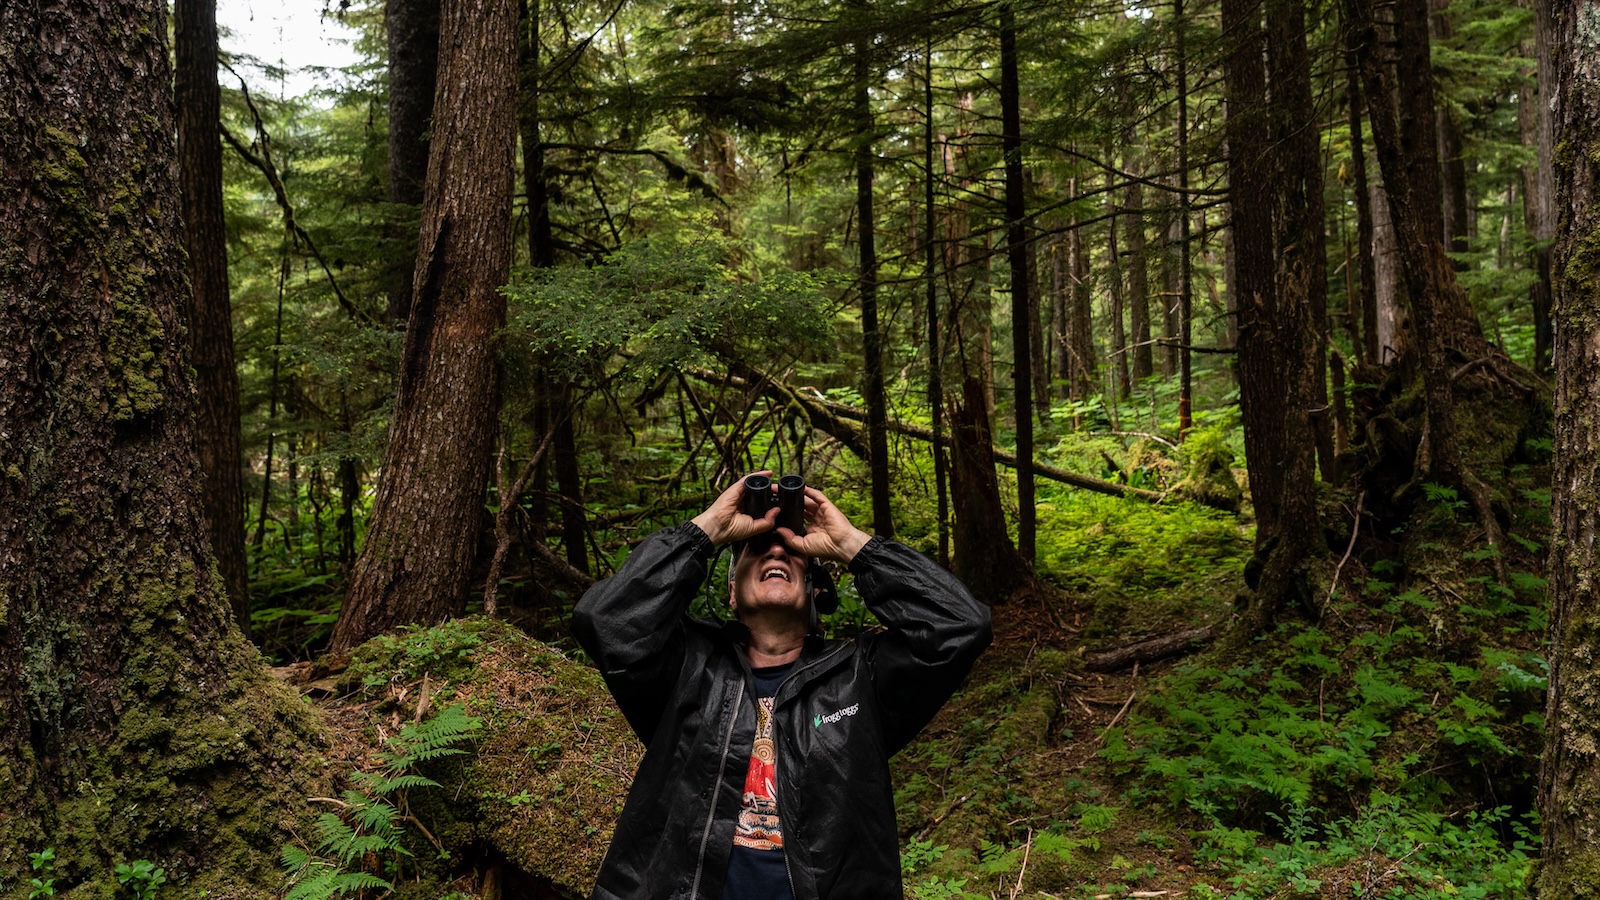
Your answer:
[370,773,443,793]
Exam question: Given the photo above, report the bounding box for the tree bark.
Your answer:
[1066,205,1096,403]
[333,0,518,653]
[0,0,315,883]
[1108,175,1132,399]
[1174,0,1194,434]
[1344,19,1381,368]
[1428,0,1471,266]
[1125,169,1154,382]
[950,376,1027,604]
[1225,0,1323,634]
[1267,0,1335,484]
[924,44,949,564]
[855,34,895,539]
[385,0,440,325]
[1538,0,1600,890]
[1348,0,1486,469]
[1001,0,1034,562]
[1525,0,1556,375]
[175,0,249,631]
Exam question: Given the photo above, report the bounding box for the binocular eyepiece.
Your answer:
[740,474,807,534]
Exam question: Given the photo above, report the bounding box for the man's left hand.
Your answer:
[778,486,871,564]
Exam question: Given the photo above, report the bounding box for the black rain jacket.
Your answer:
[572,522,991,900]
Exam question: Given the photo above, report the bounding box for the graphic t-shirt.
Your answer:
[722,662,794,900]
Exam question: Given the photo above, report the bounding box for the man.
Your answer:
[573,473,992,900]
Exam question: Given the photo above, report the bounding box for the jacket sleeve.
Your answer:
[571,521,717,744]
[852,536,993,753]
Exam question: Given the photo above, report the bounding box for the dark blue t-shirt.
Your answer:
[722,662,794,900]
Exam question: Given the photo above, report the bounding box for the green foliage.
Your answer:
[280,704,482,900]
[1190,796,1534,899]
[27,848,55,899]
[502,228,838,386]
[112,860,166,900]
[343,618,520,692]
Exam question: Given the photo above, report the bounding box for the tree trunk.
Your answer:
[1345,19,1381,368]
[553,382,588,573]
[1537,0,1600,891]
[1428,0,1471,266]
[175,0,249,631]
[855,35,894,539]
[1000,0,1034,562]
[1174,0,1194,434]
[1370,178,1404,360]
[924,43,949,565]
[1348,0,1485,472]
[0,0,316,884]
[333,0,518,653]
[1224,0,1322,634]
[1125,169,1154,382]
[1526,0,1556,375]
[1108,177,1132,399]
[385,0,440,325]
[949,376,1026,604]
[1161,199,1181,380]
[1267,0,1335,484]
[1068,213,1095,403]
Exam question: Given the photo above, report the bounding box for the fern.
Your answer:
[281,703,481,899]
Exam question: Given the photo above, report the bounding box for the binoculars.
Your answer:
[740,474,807,534]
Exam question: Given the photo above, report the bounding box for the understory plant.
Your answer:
[281,704,482,899]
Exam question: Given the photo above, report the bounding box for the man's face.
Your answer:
[731,534,809,618]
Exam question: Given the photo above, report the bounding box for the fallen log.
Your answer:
[1082,625,1216,672]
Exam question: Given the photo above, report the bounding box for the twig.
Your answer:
[1323,491,1365,616]
[1098,690,1137,745]
[910,792,975,842]
[219,66,372,325]
[414,673,432,724]
[484,429,557,616]
[1008,828,1033,900]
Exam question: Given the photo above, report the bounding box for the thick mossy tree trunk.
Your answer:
[1538,0,1600,891]
[0,0,319,889]
[385,0,440,326]
[176,0,249,631]
[333,0,518,654]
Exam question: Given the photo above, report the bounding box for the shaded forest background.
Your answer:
[5,0,1600,895]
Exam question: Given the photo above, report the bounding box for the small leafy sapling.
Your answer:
[28,847,56,898]
[114,859,166,900]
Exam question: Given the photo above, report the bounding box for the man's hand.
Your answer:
[778,486,872,564]
[689,472,779,547]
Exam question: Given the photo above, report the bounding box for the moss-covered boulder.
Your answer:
[303,617,640,897]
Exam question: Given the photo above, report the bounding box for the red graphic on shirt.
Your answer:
[733,696,783,850]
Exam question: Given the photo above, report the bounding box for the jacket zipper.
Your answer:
[690,678,744,900]
[773,643,849,709]
[773,716,800,900]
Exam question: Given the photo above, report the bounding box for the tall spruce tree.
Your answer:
[0,0,316,884]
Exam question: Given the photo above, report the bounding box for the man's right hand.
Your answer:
[689,472,778,547]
